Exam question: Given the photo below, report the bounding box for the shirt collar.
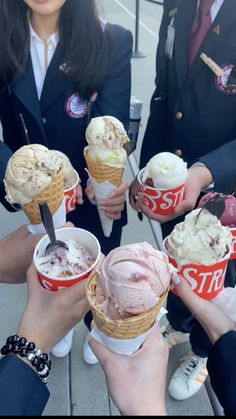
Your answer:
[29,20,58,47]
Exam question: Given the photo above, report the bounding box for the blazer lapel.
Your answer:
[185,0,236,89]
[40,44,72,113]
[10,56,45,137]
[174,0,198,89]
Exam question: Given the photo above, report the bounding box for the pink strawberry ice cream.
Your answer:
[95,242,171,318]
[199,192,236,227]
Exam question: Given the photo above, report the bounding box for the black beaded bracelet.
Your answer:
[0,335,52,384]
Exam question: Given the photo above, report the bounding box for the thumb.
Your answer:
[174,184,199,216]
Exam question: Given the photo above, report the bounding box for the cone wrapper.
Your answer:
[27,197,66,235]
[90,306,167,355]
[85,169,116,237]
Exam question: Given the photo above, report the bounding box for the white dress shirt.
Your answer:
[29,23,58,99]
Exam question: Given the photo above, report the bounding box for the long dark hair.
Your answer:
[0,0,110,98]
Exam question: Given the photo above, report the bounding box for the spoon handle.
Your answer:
[39,201,56,245]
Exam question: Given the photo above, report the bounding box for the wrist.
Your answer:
[122,400,166,416]
[0,335,52,383]
[17,328,51,355]
[189,165,213,189]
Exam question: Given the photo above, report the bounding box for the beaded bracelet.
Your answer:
[0,335,52,384]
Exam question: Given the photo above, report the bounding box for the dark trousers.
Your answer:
[163,218,236,357]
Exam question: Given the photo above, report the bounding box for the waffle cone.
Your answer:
[22,166,64,224]
[83,147,124,186]
[86,272,169,339]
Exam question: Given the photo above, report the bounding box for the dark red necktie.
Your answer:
[188,0,214,66]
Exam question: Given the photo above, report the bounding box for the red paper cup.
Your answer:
[64,170,79,214]
[138,168,185,215]
[163,237,231,300]
[33,227,101,291]
[230,227,236,260]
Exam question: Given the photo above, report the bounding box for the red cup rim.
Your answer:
[33,227,101,281]
[64,169,79,192]
[138,167,185,192]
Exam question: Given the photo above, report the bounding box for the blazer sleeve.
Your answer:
[207,331,236,416]
[0,142,17,212]
[139,2,170,169]
[0,355,50,416]
[94,24,133,131]
[199,140,236,191]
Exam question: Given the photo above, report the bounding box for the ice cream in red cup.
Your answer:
[64,170,79,214]
[198,192,236,260]
[163,209,232,300]
[34,227,101,291]
[138,152,187,215]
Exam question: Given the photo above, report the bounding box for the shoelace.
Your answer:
[176,356,202,381]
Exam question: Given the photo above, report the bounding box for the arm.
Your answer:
[88,24,132,220]
[199,139,236,191]
[0,141,17,212]
[0,264,90,416]
[89,324,168,416]
[173,275,236,415]
[0,226,43,283]
[94,24,133,131]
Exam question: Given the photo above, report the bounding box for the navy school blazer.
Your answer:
[140,0,236,192]
[0,23,133,245]
[0,355,49,416]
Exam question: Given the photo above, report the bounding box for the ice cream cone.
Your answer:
[83,147,124,186]
[86,272,169,339]
[22,166,64,224]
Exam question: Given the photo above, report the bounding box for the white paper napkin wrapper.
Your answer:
[85,169,116,237]
[90,306,167,355]
[27,197,66,235]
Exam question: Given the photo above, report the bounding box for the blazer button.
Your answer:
[175,111,183,120]
[175,149,182,157]
[42,117,47,124]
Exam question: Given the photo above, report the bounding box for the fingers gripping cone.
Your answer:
[22,166,64,224]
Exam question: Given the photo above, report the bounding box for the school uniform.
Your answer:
[0,142,15,212]
[0,355,49,416]
[140,0,236,357]
[0,23,133,254]
[207,331,236,416]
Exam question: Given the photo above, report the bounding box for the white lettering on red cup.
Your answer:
[138,168,185,215]
[163,237,230,300]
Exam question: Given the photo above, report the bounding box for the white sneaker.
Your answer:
[161,322,190,348]
[51,329,74,358]
[168,352,208,400]
[83,333,98,365]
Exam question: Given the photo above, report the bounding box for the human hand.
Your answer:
[98,181,129,220]
[0,226,43,284]
[76,182,84,205]
[128,176,142,211]
[89,324,168,416]
[172,273,236,344]
[17,264,90,354]
[134,165,213,223]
